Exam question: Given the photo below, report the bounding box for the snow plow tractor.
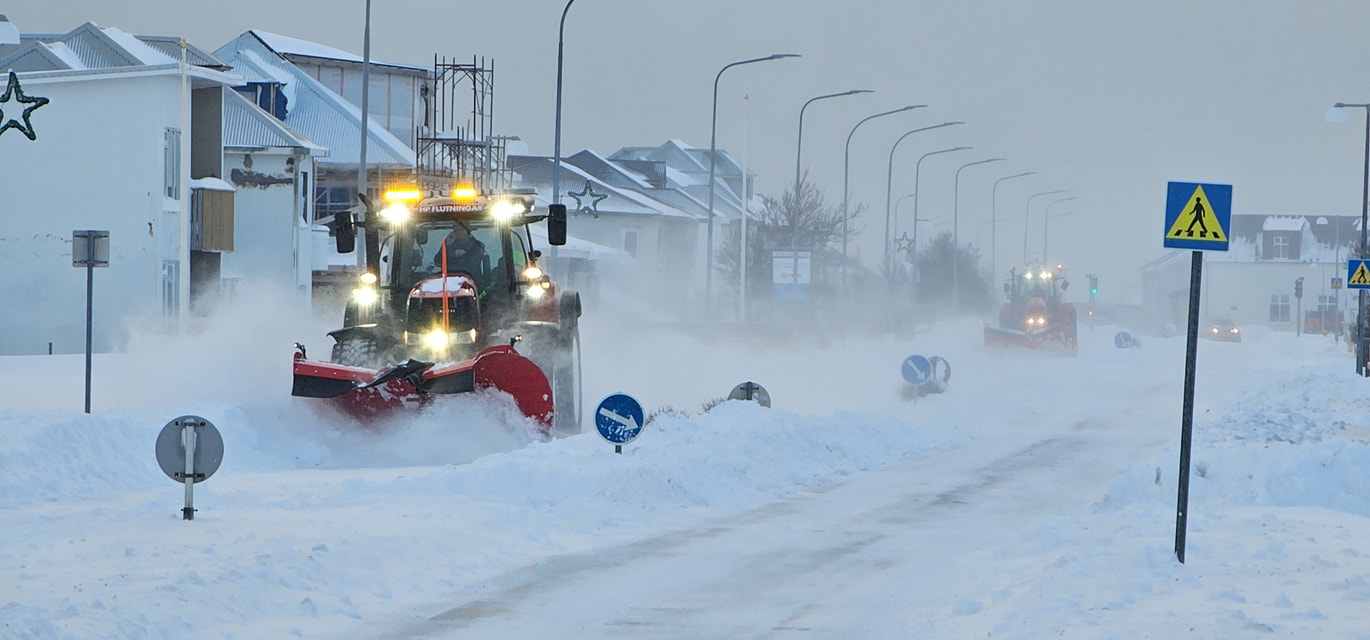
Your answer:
[984,263,1078,355]
[291,188,582,435]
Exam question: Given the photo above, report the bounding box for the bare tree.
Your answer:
[718,171,865,300]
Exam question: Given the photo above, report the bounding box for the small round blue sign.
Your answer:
[595,392,645,445]
[1114,331,1136,349]
[901,355,933,386]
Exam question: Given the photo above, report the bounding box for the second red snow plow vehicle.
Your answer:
[984,263,1078,355]
[291,188,582,435]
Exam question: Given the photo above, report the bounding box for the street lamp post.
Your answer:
[1022,190,1067,263]
[1039,196,1078,259]
[913,146,970,269]
[552,0,576,207]
[894,193,917,238]
[1044,209,1076,258]
[707,53,800,318]
[1332,101,1370,376]
[355,0,374,274]
[791,89,872,298]
[990,171,1035,281]
[842,105,925,289]
[952,158,1005,312]
[884,122,965,275]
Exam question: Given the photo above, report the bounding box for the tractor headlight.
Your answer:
[424,329,450,350]
[379,203,411,224]
[526,284,546,299]
[353,287,379,306]
[523,264,544,280]
[491,200,526,221]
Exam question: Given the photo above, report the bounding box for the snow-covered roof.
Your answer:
[1262,216,1308,232]
[222,88,327,154]
[249,29,427,73]
[215,32,415,168]
[0,22,228,73]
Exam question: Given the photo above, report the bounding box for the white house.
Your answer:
[213,31,419,307]
[219,89,327,305]
[0,21,239,355]
[1140,213,1359,336]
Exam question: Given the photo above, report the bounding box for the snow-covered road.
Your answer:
[4,313,1370,639]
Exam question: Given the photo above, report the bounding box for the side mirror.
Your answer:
[547,203,567,246]
[334,209,356,254]
[1060,279,1070,291]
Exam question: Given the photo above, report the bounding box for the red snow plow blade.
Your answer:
[983,325,1078,354]
[291,344,553,431]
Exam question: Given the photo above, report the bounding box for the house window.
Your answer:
[1272,235,1289,259]
[1269,293,1290,322]
[164,128,182,199]
[161,260,180,319]
[623,230,639,257]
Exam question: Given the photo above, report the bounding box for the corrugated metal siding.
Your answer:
[223,94,295,149]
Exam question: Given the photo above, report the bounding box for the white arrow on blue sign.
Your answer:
[901,355,933,386]
[595,392,645,445]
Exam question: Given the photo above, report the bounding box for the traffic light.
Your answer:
[1088,274,1099,296]
[1295,277,1304,299]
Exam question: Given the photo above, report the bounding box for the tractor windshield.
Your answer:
[1017,273,1057,299]
[389,221,502,290]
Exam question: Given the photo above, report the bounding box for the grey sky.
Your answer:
[12,1,1370,294]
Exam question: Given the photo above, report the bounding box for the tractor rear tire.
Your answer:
[550,319,582,436]
[332,335,378,368]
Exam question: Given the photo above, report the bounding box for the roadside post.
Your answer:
[595,393,644,454]
[1163,181,1231,563]
[154,415,224,520]
[72,230,108,414]
[728,381,772,407]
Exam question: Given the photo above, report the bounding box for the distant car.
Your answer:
[1202,317,1241,343]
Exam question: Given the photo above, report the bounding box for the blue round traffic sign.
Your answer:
[1114,331,1136,349]
[595,392,645,445]
[901,354,933,386]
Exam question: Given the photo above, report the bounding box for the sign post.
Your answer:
[1347,261,1370,361]
[154,415,224,520]
[72,230,109,414]
[1163,181,1231,564]
[595,393,645,454]
[728,381,772,407]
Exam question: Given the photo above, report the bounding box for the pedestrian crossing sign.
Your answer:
[1164,182,1231,251]
[1348,260,1370,290]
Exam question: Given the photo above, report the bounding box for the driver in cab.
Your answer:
[433,225,487,285]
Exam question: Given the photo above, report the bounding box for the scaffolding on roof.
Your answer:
[414,55,515,195]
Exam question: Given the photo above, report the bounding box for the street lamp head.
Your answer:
[845,89,876,96]
[768,53,802,60]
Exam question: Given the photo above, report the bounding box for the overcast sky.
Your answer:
[12,1,1370,294]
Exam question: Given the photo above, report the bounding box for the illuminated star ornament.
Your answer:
[567,180,607,218]
[894,231,915,255]
[0,70,49,141]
